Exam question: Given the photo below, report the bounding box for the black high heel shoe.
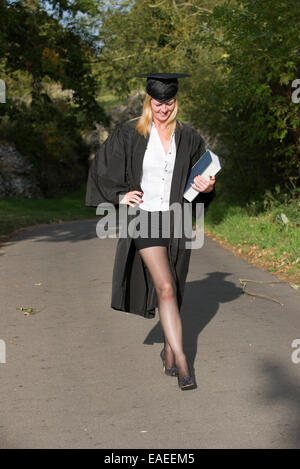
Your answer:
[176,361,196,391]
[177,374,195,390]
[160,348,178,377]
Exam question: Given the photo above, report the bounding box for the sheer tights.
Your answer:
[138,246,190,379]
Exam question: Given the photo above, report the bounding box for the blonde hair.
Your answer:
[136,94,179,138]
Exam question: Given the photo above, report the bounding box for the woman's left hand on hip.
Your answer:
[190,175,215,193]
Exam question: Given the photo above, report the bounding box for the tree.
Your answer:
[0,0,108,196]
[97,0,300,198]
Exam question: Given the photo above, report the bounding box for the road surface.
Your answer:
[1,218,300,448]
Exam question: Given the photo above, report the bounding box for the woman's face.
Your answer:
[150,97,176,123]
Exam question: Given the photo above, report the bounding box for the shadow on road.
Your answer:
[0,219,100,248]
[256,358,300,448]
[143,271,241,368]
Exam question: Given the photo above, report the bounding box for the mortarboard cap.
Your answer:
[135,73,190,103]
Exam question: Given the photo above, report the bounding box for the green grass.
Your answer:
[97,93,124,112]
[204,194,300,283]
[0,183,96,238]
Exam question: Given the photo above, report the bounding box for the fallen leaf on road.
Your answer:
[16,306,39,315]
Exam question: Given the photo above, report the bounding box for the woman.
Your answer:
[85,73,216,390]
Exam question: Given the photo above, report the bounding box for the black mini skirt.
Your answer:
[131,208,171,251]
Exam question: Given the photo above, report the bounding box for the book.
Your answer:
[183,149,222,202]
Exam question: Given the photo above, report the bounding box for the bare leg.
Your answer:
[138,246,189,379]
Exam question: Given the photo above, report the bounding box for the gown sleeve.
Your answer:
[85,124,131,207]
[189,133,216,215]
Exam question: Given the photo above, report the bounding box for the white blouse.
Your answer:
[140,122,176,212]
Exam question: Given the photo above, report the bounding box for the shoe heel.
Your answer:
[160,349,166,372]
[160,349,178,377]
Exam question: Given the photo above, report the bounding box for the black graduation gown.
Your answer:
[85,118,216,319]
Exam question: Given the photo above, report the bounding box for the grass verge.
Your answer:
[203,195,300,285]
[0,183,95,241]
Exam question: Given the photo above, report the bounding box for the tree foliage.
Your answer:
[206,0,300,197]
[1,0,299,200]
[97,0,300,200]
[0,0,108,196]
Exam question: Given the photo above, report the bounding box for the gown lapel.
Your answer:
[132,132,149,191]
[169,120,185,206]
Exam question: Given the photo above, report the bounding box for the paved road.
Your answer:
[1,218,300,449]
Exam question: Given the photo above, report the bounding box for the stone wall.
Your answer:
[0,142,43,198]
